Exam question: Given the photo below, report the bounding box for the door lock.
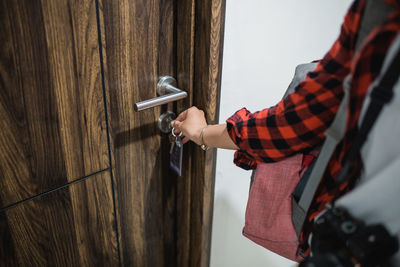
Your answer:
[158,111,176,133]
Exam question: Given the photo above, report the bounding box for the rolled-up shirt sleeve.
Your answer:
[226,0,362,170]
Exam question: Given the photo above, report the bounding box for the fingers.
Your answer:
[175,109,188,122]
[171,108,191,133]
[172,119,182,128]
[171,106,205,145]
[171,120,182,132]
[172,128,181,136]
[171,122,188,144]
[175,106,201,122]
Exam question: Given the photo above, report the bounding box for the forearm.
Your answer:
[202,124,239,150]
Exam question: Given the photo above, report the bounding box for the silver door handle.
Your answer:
[134,76,187,111]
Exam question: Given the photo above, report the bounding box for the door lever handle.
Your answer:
[134,76,187,111]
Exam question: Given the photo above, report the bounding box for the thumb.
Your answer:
[171,120,183,129]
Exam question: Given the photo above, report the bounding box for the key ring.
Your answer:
[171,127,183,138]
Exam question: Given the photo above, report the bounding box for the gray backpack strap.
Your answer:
[292,76,351,236]
[292,0,395,237]
[283,63,318,99]
[355,0,395,51]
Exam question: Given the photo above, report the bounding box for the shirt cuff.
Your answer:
[226,108,257,170]
[233,150,257,170]
[226,107,250,147]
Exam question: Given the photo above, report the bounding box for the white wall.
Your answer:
[211,1,351,266]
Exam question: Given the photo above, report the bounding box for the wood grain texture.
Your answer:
[190,0,226,266]
[98,0,226,265]
[175,0,196,266]
[99,0,177,266]
[0,171,119,266]
[0,0,108,207]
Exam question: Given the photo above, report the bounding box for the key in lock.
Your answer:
[158,111,176,133]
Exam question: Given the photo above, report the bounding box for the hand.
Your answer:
[171,106,207,145]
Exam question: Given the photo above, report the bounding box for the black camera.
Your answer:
[300,206,399,267]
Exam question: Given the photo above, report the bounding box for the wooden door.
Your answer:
[0,0,118,265]
[0,0,225,266]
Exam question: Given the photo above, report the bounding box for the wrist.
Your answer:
[199,125,209,150]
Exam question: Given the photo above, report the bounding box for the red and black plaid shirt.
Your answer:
[226,0,400,249]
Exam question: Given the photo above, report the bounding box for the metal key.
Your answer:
[169,133,176,154]
[170,127,182,154]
